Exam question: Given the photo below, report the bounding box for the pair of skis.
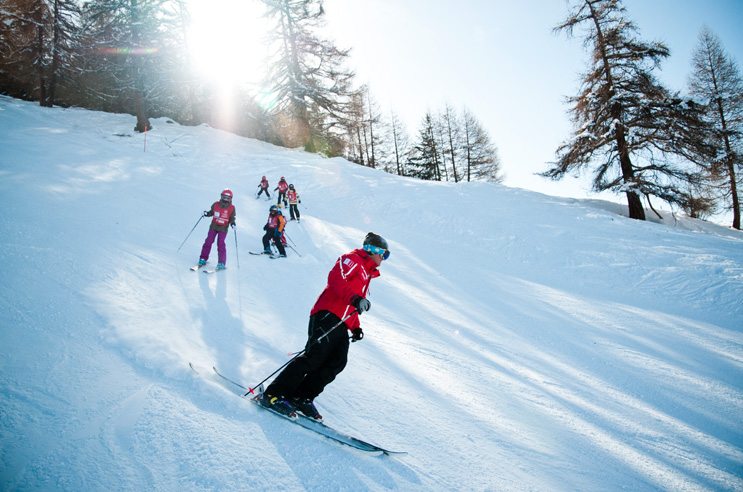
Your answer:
[189,262,224,274]
[189,363,405,456]
[248,251,285,259]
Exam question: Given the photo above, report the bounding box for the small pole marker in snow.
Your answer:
[144,125,147,152]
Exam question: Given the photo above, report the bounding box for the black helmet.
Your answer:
[363,232,390,260]
[269,205,279,214]
[289,184,294,189]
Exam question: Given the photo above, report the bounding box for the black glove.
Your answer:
[230,222,236,229]
[263,224,267,231]
[203,211,209,217]
[351,327,364,342]
[350,295,371,314]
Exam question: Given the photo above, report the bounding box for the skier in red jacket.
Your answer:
[261,205,287,257]
[257,176,270,199]
[274,177,289,208]
[286,184,301,222]
[260,232,390,420]
[198,189,236,270]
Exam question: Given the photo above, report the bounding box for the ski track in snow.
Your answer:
[1,96,742,491]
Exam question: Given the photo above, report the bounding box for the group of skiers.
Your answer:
[193,178,391,422]
[257,176,302,222]
[198,177,301,270]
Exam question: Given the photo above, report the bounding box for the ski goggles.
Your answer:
[364,244,390,260]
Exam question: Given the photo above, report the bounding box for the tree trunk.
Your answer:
[715,98,741,229]
[46,0,61,108]
[729,158,740,229]
[625,191,645,220]
[134,90,151,132]
[615,112,646,220]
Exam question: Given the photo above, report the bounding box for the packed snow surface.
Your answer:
[1,96,742,491]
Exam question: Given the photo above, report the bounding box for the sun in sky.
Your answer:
[186,0,272,88]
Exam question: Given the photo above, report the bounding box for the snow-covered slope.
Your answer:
[1,95,741,491]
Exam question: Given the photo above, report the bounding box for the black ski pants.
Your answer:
[265,311,350,401]
[289,203,300,220]
[262,229,286,256]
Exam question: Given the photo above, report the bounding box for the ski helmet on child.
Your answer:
[269,205,279,214]
[221,189,233,201]
[289,184,294,189]
[363,232,390,260]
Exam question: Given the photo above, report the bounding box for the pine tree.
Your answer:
[364,90,383,169]
[544,0,713,220]
[388,110,410,176]
[260,0,355,153]
[81,0,163,131]
[441,103,461,182]
[688,26,743,229]
[407,113,441,181]
[0,0,43,100]
[0,0,80,107]
[461,107,503,183]
[345,88,366,165]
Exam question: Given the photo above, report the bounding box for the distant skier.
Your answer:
[260,232,390,420]
[274,177,289,208]
[198,189,236,270]
[261,204,287,257]
[257,176,271,199]
[287,184,301,222]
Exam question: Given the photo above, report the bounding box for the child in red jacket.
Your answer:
[198,189,236,270]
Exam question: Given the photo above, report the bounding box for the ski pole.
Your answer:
[286,243,302,257]
[245,309,359,396]
[233,226,240,268]
[283,234,302,256]
[177,215,204,251]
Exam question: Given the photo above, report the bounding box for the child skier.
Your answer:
[261,205,287,257]
[257,176,270,199]
[274,177,289,208]
[287,184,301,222]
[198,189,236,270]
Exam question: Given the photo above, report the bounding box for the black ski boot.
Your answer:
[259,394,296,419]
[292,398,322,421]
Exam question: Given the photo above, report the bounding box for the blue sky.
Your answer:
[322,0,743,203]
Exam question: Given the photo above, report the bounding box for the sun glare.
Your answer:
[187,0,271,87]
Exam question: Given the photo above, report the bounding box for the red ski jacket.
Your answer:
[275,180,289,193]
[266,213,286,232]
[310,248,380,331]
[207,202,236,232]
